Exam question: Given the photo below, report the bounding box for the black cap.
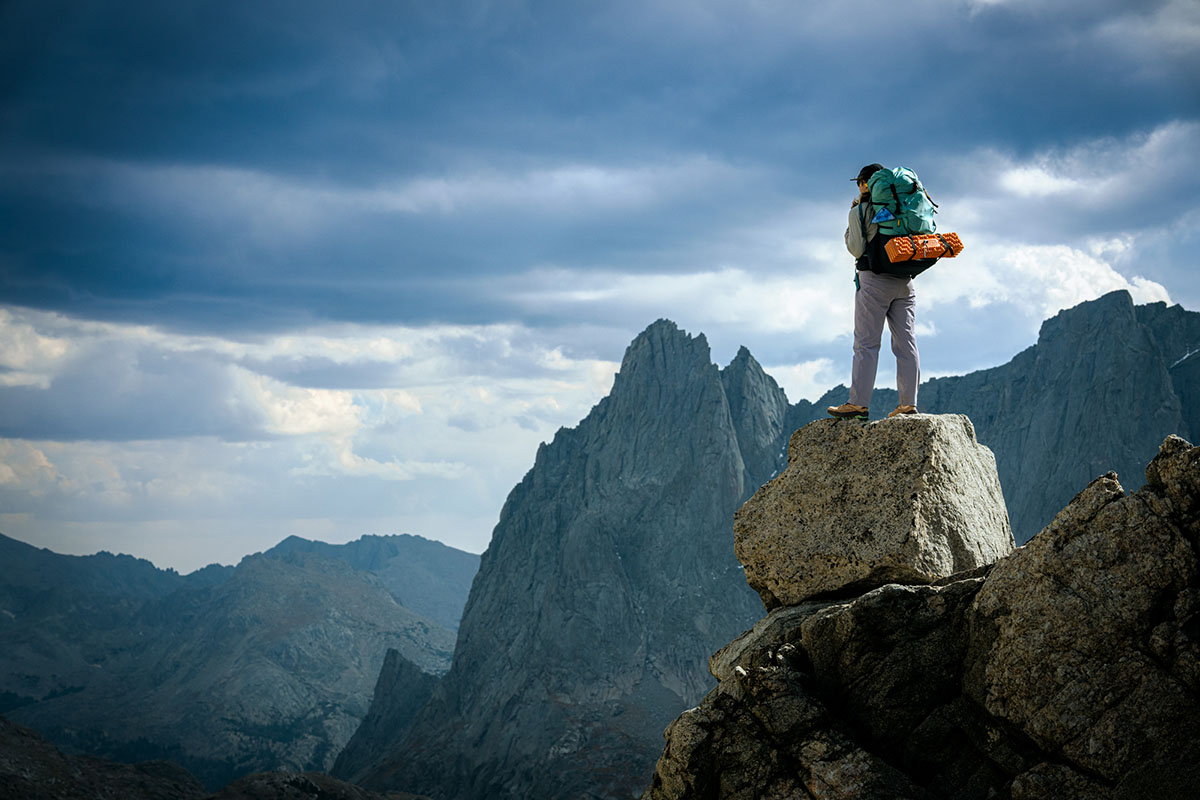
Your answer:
[853,163,885,184]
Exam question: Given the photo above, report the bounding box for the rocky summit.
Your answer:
[646,433,1200,800]
[734,415,1013,607]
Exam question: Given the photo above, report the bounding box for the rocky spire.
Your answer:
[351,320,764,799]
[721,345,791,495]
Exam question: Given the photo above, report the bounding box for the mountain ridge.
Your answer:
[0,531,476,790]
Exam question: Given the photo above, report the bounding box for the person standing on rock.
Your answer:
[827,163,920,421]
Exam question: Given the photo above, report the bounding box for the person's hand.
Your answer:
[851,196,861,208]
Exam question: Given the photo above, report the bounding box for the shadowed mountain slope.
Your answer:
[266,534,479,631]
[1,534,473,790]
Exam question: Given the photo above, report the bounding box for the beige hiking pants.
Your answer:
[848,270,920,409]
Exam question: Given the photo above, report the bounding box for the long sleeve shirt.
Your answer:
[845,200,878,259]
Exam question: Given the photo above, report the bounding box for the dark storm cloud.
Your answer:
[1,0,1197,334]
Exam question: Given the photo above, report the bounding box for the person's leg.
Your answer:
[886,282,920,408]
[849,271,890,408]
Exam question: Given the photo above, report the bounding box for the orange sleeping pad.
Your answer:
[885,232,964,262]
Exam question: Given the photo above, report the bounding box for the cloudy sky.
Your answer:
[1,0,1197,572]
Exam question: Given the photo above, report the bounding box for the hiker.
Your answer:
[827,163,920,420]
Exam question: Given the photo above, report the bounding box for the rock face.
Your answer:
[734,415,1013,607]
[646,435,1200,799]
[0,534,472,790]
[347,321,780,799]
[332,649,438,781]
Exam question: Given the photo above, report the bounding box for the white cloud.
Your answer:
[508,265,854,342]
[0,309,76,388]
[233,369,363,437]
[764,358,840,404]
[0,440,59,493]
[998,166,1086,198]
[0,306,625,569]
[920,241,1169,323]
[947,121,1199,219]
[915,120,1188,329]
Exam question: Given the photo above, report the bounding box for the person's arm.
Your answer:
[845,203,867,258]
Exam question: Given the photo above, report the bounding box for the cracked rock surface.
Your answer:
[734,414,1014,608]
[648,435,1200,800]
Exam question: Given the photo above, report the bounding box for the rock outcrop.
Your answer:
[734,415,1013,607]
[646,434,1200,799]
[332,649,438,781]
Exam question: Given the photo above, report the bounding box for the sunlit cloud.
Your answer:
[0,305,625,568]
[920,242,1169,323]
[763,358,840,405]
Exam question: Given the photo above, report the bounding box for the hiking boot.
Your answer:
[887,405,917,418]
[827,403,868,420]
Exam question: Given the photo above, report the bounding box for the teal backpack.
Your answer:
[867,166,938,236]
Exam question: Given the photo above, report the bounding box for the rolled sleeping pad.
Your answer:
[885,232,964,262]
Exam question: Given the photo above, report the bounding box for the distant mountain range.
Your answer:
[0,532,478,790]
[344,291,1200,799]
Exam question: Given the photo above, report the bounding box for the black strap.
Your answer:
[935,233,953,256]
[858,202,877,272]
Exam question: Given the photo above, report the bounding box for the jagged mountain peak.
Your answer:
[721,345,790,492]
[727,344,755,366]
[721,345,774,392]
[1038,289,1136,343]
[617,318,712,376]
